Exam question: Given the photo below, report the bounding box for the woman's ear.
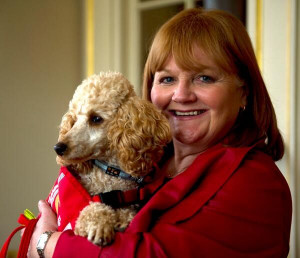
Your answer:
[239,84,248,109]
[107,97,171,177]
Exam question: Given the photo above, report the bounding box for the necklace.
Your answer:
[166,168,186,178]
[164,156,188,178]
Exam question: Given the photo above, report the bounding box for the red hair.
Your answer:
[143,8,284,160]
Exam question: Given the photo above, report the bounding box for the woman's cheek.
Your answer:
[150,86,170,110]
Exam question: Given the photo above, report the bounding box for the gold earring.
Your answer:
[240,106,246,112]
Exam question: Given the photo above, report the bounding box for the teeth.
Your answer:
[175,110,205,116]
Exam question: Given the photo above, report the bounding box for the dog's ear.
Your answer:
[107,97,171,177]
[56,111,92,173]
[59,111,76,138]
[55,111,76,166]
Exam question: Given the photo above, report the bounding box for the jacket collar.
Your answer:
[127,143,256,232]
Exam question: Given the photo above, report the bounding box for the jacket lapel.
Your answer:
[160,146,252,223]
[128,144,253,232]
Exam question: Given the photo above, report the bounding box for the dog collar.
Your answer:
[92,160,145,185]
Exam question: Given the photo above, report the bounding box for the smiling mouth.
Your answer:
[171,110,208,116]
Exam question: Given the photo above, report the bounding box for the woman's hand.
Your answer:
[28,200,61,258]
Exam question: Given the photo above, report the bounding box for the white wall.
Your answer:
[0,0,83,251]
[261,1,298,257]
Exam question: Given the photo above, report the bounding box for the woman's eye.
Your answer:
[160,77,174,84]
[90,115,103,124]
[195,75,214,83]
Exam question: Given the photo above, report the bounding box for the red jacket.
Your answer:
[53,143,292,258]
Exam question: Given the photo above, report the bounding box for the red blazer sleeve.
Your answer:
[53,145,292,258]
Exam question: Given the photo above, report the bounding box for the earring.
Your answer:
[240,105,246,112]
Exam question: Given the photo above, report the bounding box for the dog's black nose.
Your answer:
[54,142,68,156]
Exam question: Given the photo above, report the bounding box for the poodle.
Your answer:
[53,71,171,246]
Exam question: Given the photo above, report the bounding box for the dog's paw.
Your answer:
[75,202,117,246]
[114,207,137,232]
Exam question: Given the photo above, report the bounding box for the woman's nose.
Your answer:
[172,81,197,103]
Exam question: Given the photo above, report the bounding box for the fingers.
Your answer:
[38,200,58,231]
[38,200,50,213]
[26,201,58,258]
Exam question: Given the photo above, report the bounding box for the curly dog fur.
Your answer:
[54,71,171,245]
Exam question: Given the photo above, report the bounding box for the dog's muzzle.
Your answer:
[54,142,68,156]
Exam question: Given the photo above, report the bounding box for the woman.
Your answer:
[29,8,292,258]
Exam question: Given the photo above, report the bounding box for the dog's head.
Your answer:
[54,72,135,168]
[54,71,171,176]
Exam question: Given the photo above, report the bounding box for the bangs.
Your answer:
[148,9,240,76]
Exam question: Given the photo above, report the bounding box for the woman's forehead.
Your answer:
[158,49,223,74]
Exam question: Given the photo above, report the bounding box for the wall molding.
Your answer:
[255,0,263,70]
[85,0,95,77]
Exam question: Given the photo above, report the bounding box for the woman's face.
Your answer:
[151,49,246,150]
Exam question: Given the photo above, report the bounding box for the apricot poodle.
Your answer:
[54,71,171,245]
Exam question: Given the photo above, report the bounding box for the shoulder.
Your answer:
[219,147,292,221]
[229,148,290,192]
[189,147,292,256]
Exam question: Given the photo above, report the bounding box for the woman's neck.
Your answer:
[164,140,209,178]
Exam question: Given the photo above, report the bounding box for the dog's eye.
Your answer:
[90,115,103,124]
